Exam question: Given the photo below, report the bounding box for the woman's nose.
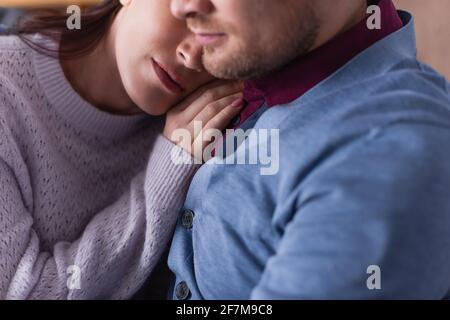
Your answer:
[171,0,213,20]
[177,35,204,72]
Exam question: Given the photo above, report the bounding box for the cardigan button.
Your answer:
[175,281,191,300]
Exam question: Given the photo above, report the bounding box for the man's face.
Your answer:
[171,0,320,79]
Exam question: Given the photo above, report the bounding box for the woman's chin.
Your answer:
[136,102,169,116]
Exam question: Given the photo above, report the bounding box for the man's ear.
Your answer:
[120,0,132,6]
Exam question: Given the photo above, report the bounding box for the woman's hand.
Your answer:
[163,80,244,161]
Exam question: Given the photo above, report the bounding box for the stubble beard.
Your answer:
[202,8,320,80]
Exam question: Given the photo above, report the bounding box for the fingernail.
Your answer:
[230,98,244,108]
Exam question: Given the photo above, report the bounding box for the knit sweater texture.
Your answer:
[0,35,197,299]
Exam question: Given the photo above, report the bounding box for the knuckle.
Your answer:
[200,103,217,119]
[205,101,220,112]
[201,90,216,102]
[169,118,183,130]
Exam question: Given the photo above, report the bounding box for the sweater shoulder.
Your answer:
[0,34,41,113]
[0,34,37,76]
[0,35,30,51]
[0,36,39,160]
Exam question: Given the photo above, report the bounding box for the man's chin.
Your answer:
[202,51,242,79]
[203,55,234,79]
[203,54,268,80]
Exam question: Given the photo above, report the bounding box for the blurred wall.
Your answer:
[0,0,97,7]
[394,0,450,79]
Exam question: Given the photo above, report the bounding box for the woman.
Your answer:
[0,0,243,299]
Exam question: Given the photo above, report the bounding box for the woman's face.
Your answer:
[115,0,214,115]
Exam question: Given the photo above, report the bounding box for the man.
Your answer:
[165,0,450,299]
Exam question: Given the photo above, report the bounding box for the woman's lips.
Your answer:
[151,59,184,94]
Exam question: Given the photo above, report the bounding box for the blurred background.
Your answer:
[395,0,450,80]
[0,0,449,79]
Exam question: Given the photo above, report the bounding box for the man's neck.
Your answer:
[309,0,368,52]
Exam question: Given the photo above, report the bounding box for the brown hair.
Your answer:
[12,0,121,60]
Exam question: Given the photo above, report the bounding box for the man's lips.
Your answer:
[191,30,226,46]
[151,59,184,94]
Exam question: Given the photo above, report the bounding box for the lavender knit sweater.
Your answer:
[0,35,199,299]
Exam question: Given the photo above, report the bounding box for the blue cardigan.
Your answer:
[167,11,450,299]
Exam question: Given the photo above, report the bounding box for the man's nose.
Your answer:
[171,0,213,19]
[177,34,204,72]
